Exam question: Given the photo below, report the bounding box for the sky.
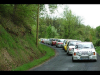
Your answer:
[67,4,100,28]
[46,4,100,28]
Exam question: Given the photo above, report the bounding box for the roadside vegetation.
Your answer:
[12,44,55,71]
[0,4,57,71]
[0,4,100,71]
[95,46,100,55]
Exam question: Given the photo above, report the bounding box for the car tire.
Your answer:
[56,45,58,48]
[93,60,97,62]
[63,47,64,50]
[64,49,67,52]
[72,57,75,62]
[67,51,69,55]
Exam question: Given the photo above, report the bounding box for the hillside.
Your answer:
[0,4,55,71]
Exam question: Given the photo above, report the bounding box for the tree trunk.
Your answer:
[36,4,39,47]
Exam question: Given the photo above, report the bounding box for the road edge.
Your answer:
[28,43,58,71]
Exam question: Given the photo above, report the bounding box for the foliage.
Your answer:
[12,43,55,71]
[96,26,100,38]
[84,38,90,42]
[95,39,100,46]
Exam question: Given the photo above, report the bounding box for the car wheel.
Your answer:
[64,50,67,52]
[63,47,64,50]
[56,45,57,47]
[67,51,69,55]
[93,60,97,62]
[72,57,75,62]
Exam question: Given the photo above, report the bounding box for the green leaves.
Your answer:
[46,25,58,38]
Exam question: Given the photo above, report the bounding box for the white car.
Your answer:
[56,39,65,48]
[46,39,50,44]
[72,42,97,62]
[67,40,81,55]
[43,39,47,44]
[48,38,53,45]
[44,39,49,44]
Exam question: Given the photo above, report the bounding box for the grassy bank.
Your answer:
[0,24,55,71]
[0,4,56,71]
[95,46,100,55]
[12,44,55,71]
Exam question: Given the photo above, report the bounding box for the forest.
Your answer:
[0,4,100,71]
[38,4,100,46]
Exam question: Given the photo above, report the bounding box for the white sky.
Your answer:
[45,4,100,28]
[67,4,100,28]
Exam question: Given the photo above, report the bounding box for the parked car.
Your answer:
[72,42,97,62]
[44,39,49,44]
[48,38,53,45]
[56,39,65,48]
[67,40,81,55]
[42,39,45,43]
[51,38,58,46]
[46,39,50,44]
[62,39,68,49]
[63,39,73,51]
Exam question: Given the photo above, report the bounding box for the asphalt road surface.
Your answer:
[29,43,100,71]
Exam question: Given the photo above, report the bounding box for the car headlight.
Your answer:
[93,52,96,55]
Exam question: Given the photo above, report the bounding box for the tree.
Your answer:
[36,4,39,47]
[96,26,100,38]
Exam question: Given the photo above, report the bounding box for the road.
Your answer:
[29,43,100,71]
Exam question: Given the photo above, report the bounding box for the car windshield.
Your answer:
[69,41,80,46]
[58,39,64,42]
[75,43,94,49]
[53,39,56,41]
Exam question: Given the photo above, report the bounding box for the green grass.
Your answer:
[12,44,55,71]
[0,24,55,71]
[95,46,100,55]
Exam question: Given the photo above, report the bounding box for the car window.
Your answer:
[75,43,94,49]
[58,40,63,42]
[69,41,78,46]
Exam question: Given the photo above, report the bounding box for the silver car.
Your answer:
[56,39,65,48]
[72,42,97,62]
[67,40,81,55]
[48,38,53,45]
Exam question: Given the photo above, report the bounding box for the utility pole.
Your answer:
[36,4,39,47]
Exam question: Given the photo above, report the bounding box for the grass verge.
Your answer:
[12,43,55,71]
[95,46,100,55]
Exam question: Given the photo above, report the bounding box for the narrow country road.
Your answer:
[29,43,100,71]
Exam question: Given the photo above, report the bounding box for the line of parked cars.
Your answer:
[39,38,97,62]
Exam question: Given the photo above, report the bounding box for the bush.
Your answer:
[95,39,100,46]
[84,38,90,42]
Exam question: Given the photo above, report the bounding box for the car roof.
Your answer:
[67,39,73,40]
[69,40,81,42]
[76,42,93,44]
[59,39,66,40]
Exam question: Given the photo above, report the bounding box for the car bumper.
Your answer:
[73,55,97,60]
[52,43,56,45]
[69,51,73,54]
[57,44,63,47]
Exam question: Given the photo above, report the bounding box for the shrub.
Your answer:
[84,38,90,42]
[95,39,100,46]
